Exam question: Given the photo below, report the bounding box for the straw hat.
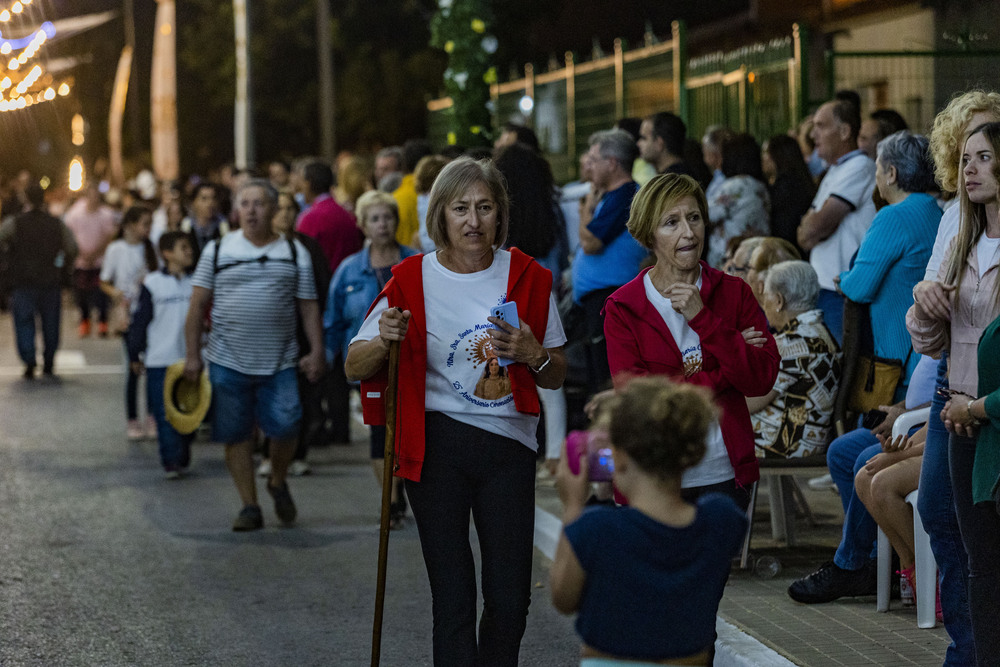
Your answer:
[163,361,211,435]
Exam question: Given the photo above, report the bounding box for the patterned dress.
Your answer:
[751,309,841,458]
[706,175,771,268]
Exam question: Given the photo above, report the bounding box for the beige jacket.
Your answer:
[906,240,1000,396]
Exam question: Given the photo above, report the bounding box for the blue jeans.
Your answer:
[146,367,195,469]
[828,427,881,569]
[208,363,302,443]
[10,286,61,369]
[817,289,843,346]
[950,432,1000,666]
[917,354,975,665]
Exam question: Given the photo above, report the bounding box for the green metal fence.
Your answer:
[828,49,1000,133]
[427,22,808,183]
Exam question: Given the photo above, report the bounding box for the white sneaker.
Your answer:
[145,415,158,439]
[807,473,837,491]
[289,460,311,477]
[127,419,145,441]
[256,459,272,477]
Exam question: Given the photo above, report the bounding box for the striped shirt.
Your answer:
[192,230,316,375]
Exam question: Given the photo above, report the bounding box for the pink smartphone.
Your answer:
[565,429,614,482]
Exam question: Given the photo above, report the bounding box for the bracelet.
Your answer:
[530,350,551,374]
[965,398,985,426]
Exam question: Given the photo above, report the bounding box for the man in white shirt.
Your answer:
[797,98,876,344]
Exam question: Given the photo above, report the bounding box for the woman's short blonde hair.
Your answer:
[627,173,707,250]
[414,155,450,194]
[426,157,509,249]
[750,237,801,273]
[930,89,1000,194]
[355,190,399,234]
[337,156,374,206]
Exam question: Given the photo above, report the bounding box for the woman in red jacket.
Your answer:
[603,173,780,508]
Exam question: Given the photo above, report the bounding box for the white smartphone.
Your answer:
[490,301,519,367]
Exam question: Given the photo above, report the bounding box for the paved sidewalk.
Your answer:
[535,475,951,666]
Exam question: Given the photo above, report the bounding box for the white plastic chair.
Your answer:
[875,407,936,628]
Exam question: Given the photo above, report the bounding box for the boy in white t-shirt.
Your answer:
[126,232,196,479]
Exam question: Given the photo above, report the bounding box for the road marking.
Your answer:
[0,350,123,376]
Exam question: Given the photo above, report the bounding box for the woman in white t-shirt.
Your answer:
[345,157,567,666]
[100,206,158,440]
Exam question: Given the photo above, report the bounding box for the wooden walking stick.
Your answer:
[371,339,401,667]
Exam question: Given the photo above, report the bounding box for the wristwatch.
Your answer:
[530,350,551,374]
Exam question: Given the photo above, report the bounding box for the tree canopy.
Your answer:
[176,0,445,174]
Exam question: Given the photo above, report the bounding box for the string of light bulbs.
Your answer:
[0,21,54,67]
[0,0,34,24]
[0,79,69,112]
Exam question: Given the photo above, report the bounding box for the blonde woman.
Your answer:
[909,91,1000,665]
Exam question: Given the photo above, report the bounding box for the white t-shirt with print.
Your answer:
[642,271,735,488]
[353,249,566,451]
[100,239,150,313]
[809,151,876,291]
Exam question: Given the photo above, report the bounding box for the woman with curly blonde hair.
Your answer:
[908,91,1000,666]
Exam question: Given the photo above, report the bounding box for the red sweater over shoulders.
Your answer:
[360,248,552,481]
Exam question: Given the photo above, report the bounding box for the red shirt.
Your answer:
[296,194,362,273]
[602,263,780,487]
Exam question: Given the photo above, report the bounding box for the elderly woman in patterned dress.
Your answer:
[748,260,842,458]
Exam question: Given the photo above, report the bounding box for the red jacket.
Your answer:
[361,248,553,481]
[602,263,779,487]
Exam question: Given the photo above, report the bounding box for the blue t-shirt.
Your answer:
[587,181,639,244]
[563,494,747,660]
[571,181,647,302]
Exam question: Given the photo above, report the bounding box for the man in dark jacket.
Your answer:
[0,184,78,378]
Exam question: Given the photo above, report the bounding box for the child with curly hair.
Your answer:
[552,376,748,666]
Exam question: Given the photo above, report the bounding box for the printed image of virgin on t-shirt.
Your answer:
[474,354,512,401]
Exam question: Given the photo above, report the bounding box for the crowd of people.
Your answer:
[2,85,1000,666]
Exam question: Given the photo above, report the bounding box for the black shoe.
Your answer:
[788,560,877,604]
[232,504,263,531]
[267,479,297,525]
[23,365,35,380]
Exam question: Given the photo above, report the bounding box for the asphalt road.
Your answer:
[0,305,580,666]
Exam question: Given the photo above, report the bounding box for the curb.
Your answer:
[534,506,798,667]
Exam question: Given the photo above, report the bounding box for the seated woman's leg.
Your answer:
[862,456,923,569]
[827,427,879,515]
